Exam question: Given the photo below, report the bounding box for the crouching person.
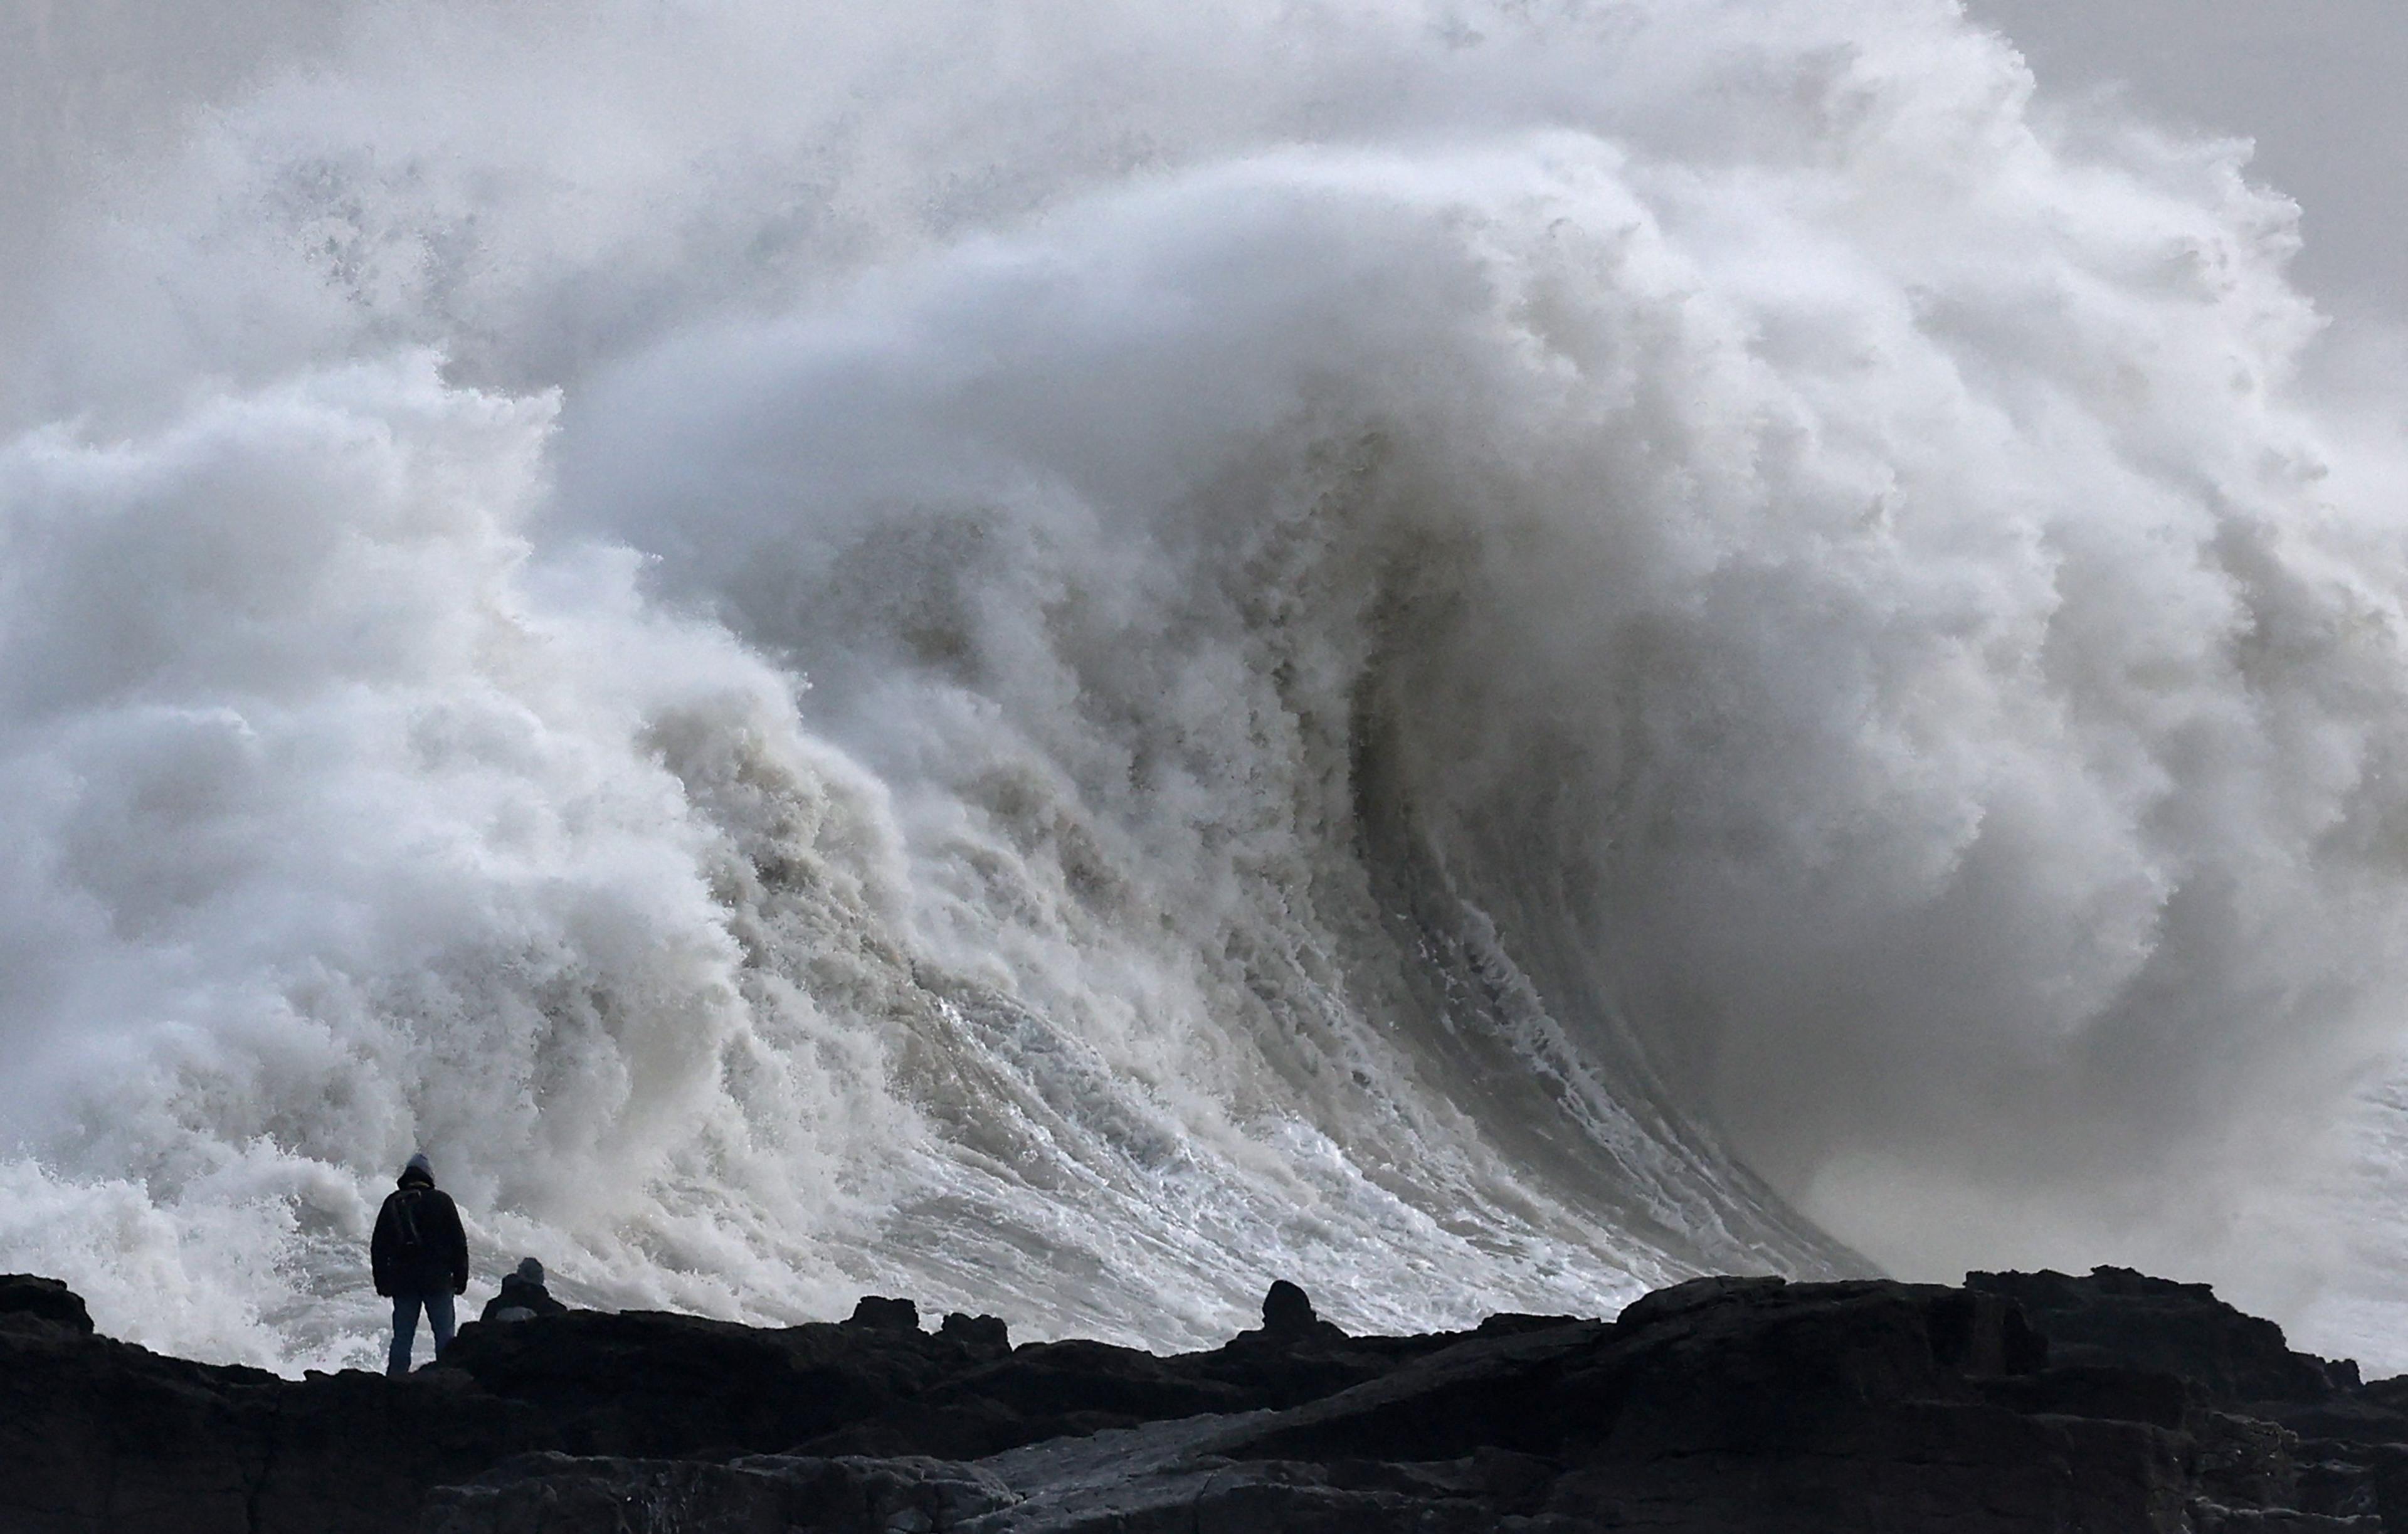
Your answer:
[372,1152,470,1375]
[481,1257,568,1324]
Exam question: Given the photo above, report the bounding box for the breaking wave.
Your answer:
[6,0,2408,1373]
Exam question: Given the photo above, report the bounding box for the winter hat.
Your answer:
[403,1151,433,1180]
[515,1257,544,1284]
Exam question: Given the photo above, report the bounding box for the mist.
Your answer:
[7,0,2408,1373]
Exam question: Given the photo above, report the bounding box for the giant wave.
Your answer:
[6,0,2408,1375]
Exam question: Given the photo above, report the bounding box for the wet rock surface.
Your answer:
[7,1266,2408,1531]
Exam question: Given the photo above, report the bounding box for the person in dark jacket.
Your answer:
[371,1151,469,1376]
[480,1256,568,1324]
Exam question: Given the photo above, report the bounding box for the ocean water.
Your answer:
[6,0,2408,1376]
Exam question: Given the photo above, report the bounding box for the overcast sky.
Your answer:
[1969,0,2408,320]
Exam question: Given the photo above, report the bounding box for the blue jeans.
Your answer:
[388,1288,456,1376]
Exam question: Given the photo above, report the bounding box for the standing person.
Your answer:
[371,1151,469,1377]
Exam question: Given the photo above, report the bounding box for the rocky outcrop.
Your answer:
[1967,1267,2362,1404]
[7,1265,2408,1531]
[0,1273,94,1337]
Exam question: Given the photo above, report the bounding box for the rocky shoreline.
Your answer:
[6,1265,2405,1531]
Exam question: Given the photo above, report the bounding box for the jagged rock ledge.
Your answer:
[4,1266,2405,1531]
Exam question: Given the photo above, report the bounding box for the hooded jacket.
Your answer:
[479,1272,568,1323]
[370,1163,470,1298]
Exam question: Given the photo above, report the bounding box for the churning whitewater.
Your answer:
[8,0,2408,1375]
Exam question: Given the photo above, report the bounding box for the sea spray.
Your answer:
[4,0,2407,1373]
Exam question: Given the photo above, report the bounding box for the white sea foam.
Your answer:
[6,0,2408,1373]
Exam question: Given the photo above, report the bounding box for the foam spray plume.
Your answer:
[6,0,2408,1374]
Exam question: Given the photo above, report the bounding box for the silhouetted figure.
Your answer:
[480,1256,568,1324]
[371,1152,468,1375]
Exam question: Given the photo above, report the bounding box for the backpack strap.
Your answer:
[394,1188,426,1248]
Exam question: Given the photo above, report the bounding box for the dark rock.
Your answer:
[2300,1451,2385,1521]
[1222,1279,1350,1355]
[1614,1271,1787,1329]
[0,1294,1014,1533]
[422,1450,1020,1533]
[1228,1318,1612,1464]
[0,1303,529,1534]
[795,1336,1268,1460]
[431,1306,981,1458]
[2283,1394,2408,1447]
[788,1308,1453,1463]
[0,1273,94,1337]
[9,1264,2408,1532]
[939,1311,1011,1357]
[845,1295,921,1332]
[1262,1279,1319,1335]
[1968,1266,2351,1405]
[1471,1311,1587,1337]
[1975,1362,2197,1429]
[2357,1444,2408,1531]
